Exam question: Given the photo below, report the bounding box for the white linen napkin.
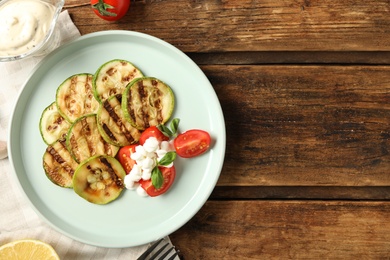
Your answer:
[0,10,176,259]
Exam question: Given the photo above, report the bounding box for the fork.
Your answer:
[137,238,180,260]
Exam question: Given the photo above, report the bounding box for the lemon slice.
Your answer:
[0,239,60,260]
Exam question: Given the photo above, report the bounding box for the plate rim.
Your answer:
[7,30,226,248]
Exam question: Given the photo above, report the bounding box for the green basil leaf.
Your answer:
[152,167,163,189]
[170,118,180,136]
[158,151,176,166]
[157,124,172,137]
[157,118,180,138]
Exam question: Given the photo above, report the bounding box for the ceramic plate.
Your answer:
[8,30,225,248]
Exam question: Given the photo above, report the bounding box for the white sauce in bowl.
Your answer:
[0,0,56,56]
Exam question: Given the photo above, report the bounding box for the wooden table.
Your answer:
[65,0,390,258]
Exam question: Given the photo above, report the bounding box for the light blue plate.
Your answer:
[8,30,226,248]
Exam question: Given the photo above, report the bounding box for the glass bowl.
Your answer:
[0,0,65,62]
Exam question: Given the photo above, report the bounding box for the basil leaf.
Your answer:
[170,118,180,136]
[157,124,172,137]
[157,118,180,138]
[158,151,176,166]
[151,167,163,189]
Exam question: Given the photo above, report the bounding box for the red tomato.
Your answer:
[139,126,169,145]
[174,130,211,158]
[91,0,130,21]
[139,166,176,197]
[116,144,137,174]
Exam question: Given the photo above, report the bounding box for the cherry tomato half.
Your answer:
[91,0,130,21]
[139,166,176,197]
[139,126,169,145]
[174,129,211,158]
[116,144,137,174]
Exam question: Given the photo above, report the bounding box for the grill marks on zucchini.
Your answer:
[93,59,144,103]
[97,94,142,146]
[66,114,119,163]
[39,60,176,205]
[122,77,175,130]
[56,74,100,123]
[99,156,124,189]
[72,155,125,204]
[39,102,70,145]
[43,139,78,188]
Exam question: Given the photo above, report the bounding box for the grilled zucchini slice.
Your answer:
[97,94,142,146]
[73,155,125,204]
[122,77,175,130]
[39,102,70,145]
[93,59,144,103]
[66,114,119,163]
[56,73,100,123]
[43,139,78,188]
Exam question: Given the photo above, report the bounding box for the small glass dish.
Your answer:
[0,0,65,62]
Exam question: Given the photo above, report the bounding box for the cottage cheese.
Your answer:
[124,137,174,196]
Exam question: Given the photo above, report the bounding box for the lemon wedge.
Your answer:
[0,239,59,260]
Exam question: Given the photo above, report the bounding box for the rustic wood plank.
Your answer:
[188,51,390,65]
[170,201,390,259]
[65,0,390,52]
[210,186,390,200]
[204,65,390,186]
